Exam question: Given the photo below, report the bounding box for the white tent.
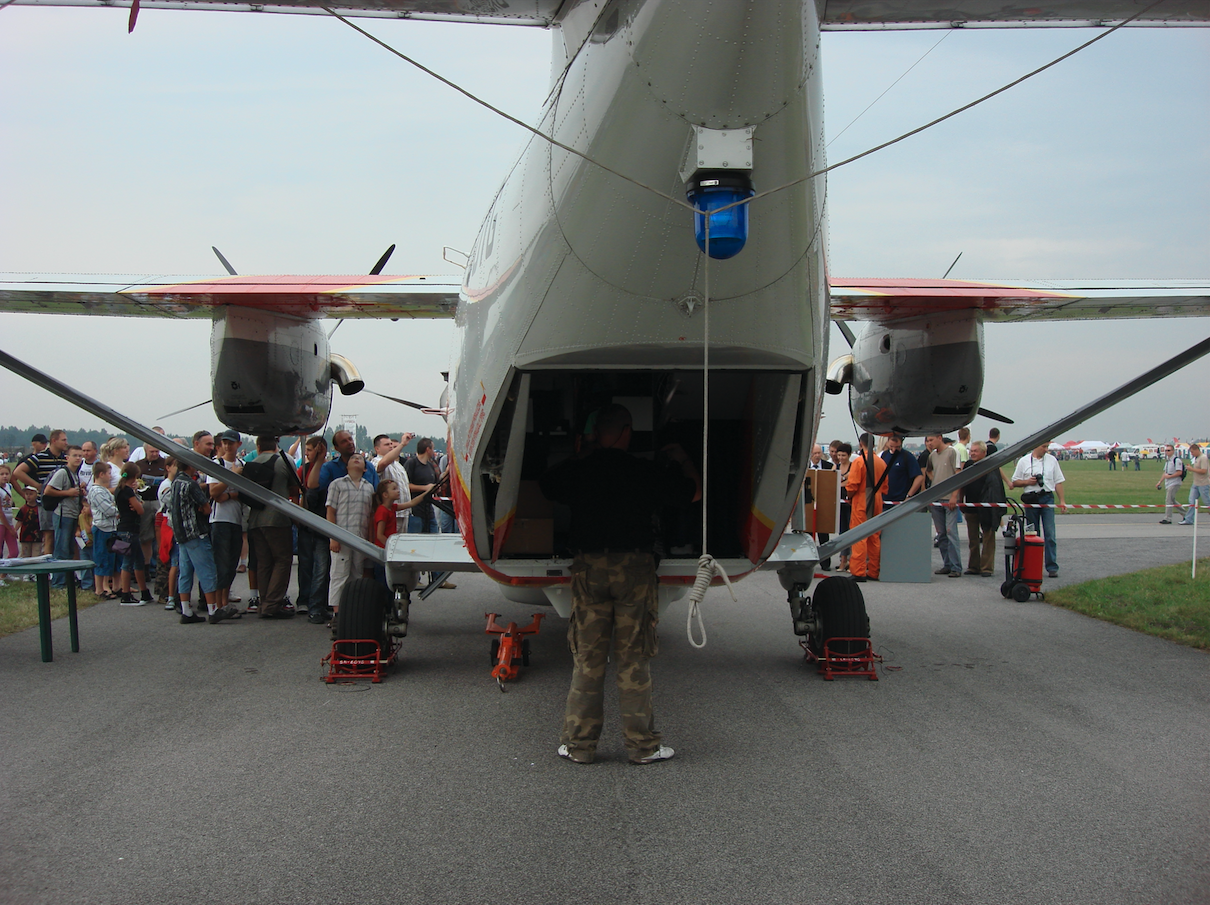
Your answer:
[1076,440,1109,450]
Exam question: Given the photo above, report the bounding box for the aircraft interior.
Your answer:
[478,368,813,563]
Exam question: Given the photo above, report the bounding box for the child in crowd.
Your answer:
[0,464,17,583]
[87,461,119,599]
[326,453,375,619]
[77,496,94,589]
[372,479,401,549]
[113,462,151,605]
[156,458,179,611]
[17,487,42,564]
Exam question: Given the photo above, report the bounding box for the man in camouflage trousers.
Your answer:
[540,404,699,765]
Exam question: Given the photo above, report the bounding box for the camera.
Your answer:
[1033,474,1045,486]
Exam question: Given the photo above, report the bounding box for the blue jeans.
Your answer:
[408,514,440,534]
[931,505,961,573]
[51,513,79,587]
[1025,491,1059,574]
[178,536,218,598]
[296,529,331,615]
[1182,485,1210,523]
[437,507,456,535]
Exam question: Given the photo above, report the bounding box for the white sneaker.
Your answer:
[557,744,593,764]
[631,745,675,764]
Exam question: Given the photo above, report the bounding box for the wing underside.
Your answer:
[0,274,461,319]
[8,0,1209,26]
[819,0,1210,28]
[829,278,1210,323]
[7,0,564,24]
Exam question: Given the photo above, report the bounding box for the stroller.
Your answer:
[1000,498,1045,602]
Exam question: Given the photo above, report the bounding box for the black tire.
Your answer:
[810,576,870,656]
[521,638,531,667]
[1011,582,1031,603]
[1000,580,1011,598]
[490,639,500,666]
[334,578,390,657]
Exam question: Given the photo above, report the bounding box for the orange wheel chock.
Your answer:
[485,612,545,691]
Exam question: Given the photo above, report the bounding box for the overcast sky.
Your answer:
[1,9,1206,447]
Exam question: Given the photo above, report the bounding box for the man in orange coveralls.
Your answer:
[845,432,888,582]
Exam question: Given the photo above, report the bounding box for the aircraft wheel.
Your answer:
[521,638,531,667]
[809,576,870,657]
[1011,582,1032,603]
[490,639,500,666]
[335,578,390,658]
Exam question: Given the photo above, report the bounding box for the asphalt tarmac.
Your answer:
[2,515,1207,905]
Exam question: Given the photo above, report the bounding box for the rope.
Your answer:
[685,554,735,649]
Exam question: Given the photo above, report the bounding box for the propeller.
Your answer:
[365,390,446,416]
[977,406,1014,425]
[369,244,395,276]
[330,244,397,339]
[212,246,238,276]
[158,399,213,420]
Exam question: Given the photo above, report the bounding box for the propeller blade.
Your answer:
[942,251,963,280]
[211,246,238,276]
[366,390,440,413]
[369,244,396,276]
[158,398,213,420]
[977,406,1014,425]
[836,321,856,348]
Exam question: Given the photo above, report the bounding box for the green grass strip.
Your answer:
[0,580,104,639]
[1046,559,1210,650]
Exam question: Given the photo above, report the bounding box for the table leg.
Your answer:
[67,578,80,653]
[36,574,52,663]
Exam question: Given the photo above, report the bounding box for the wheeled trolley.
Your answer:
[1000,499,1045,602]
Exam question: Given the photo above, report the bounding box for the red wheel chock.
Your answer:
[322,637,401,684]
[485,612,545,691]
[801,636,880,681]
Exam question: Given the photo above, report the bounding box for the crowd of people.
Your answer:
[807,427,1067,581]
[0,428,453,627]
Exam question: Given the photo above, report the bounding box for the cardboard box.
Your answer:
[500,518,554,555]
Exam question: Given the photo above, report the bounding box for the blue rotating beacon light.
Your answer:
[687,170,754,260]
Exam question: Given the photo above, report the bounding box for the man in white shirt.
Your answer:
[371,432,415,529]
[1010,443,1067,578]
[129,426,168,463]
[1155,444,1187,524]
[206,429,246,613]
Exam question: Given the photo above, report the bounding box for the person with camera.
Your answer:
[1010,442,1067,578]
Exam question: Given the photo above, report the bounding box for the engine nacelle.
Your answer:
[210,306,359,435]
[846,310,984,435]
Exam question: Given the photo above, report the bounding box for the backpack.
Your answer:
[41,466,76,512]
[239,452,301,511]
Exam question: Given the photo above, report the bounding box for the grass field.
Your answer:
[1046,559,1210,650]
[0,579,102,638]
[1000,458,1200,514]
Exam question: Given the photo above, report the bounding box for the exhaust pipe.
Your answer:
[825,354,854,395]
[330,353,365,396]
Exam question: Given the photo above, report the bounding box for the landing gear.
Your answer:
[322,578,403,683]
[787,576,877,681]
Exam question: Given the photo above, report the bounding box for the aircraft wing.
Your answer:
[6,0,561,23]
[0,273,460,319]
[829,278,1210,323]
[820,0,1210,29]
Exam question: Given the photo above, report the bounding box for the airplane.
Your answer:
[2,0,1209,652]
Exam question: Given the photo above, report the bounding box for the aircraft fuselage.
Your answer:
[443,0,830,601]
